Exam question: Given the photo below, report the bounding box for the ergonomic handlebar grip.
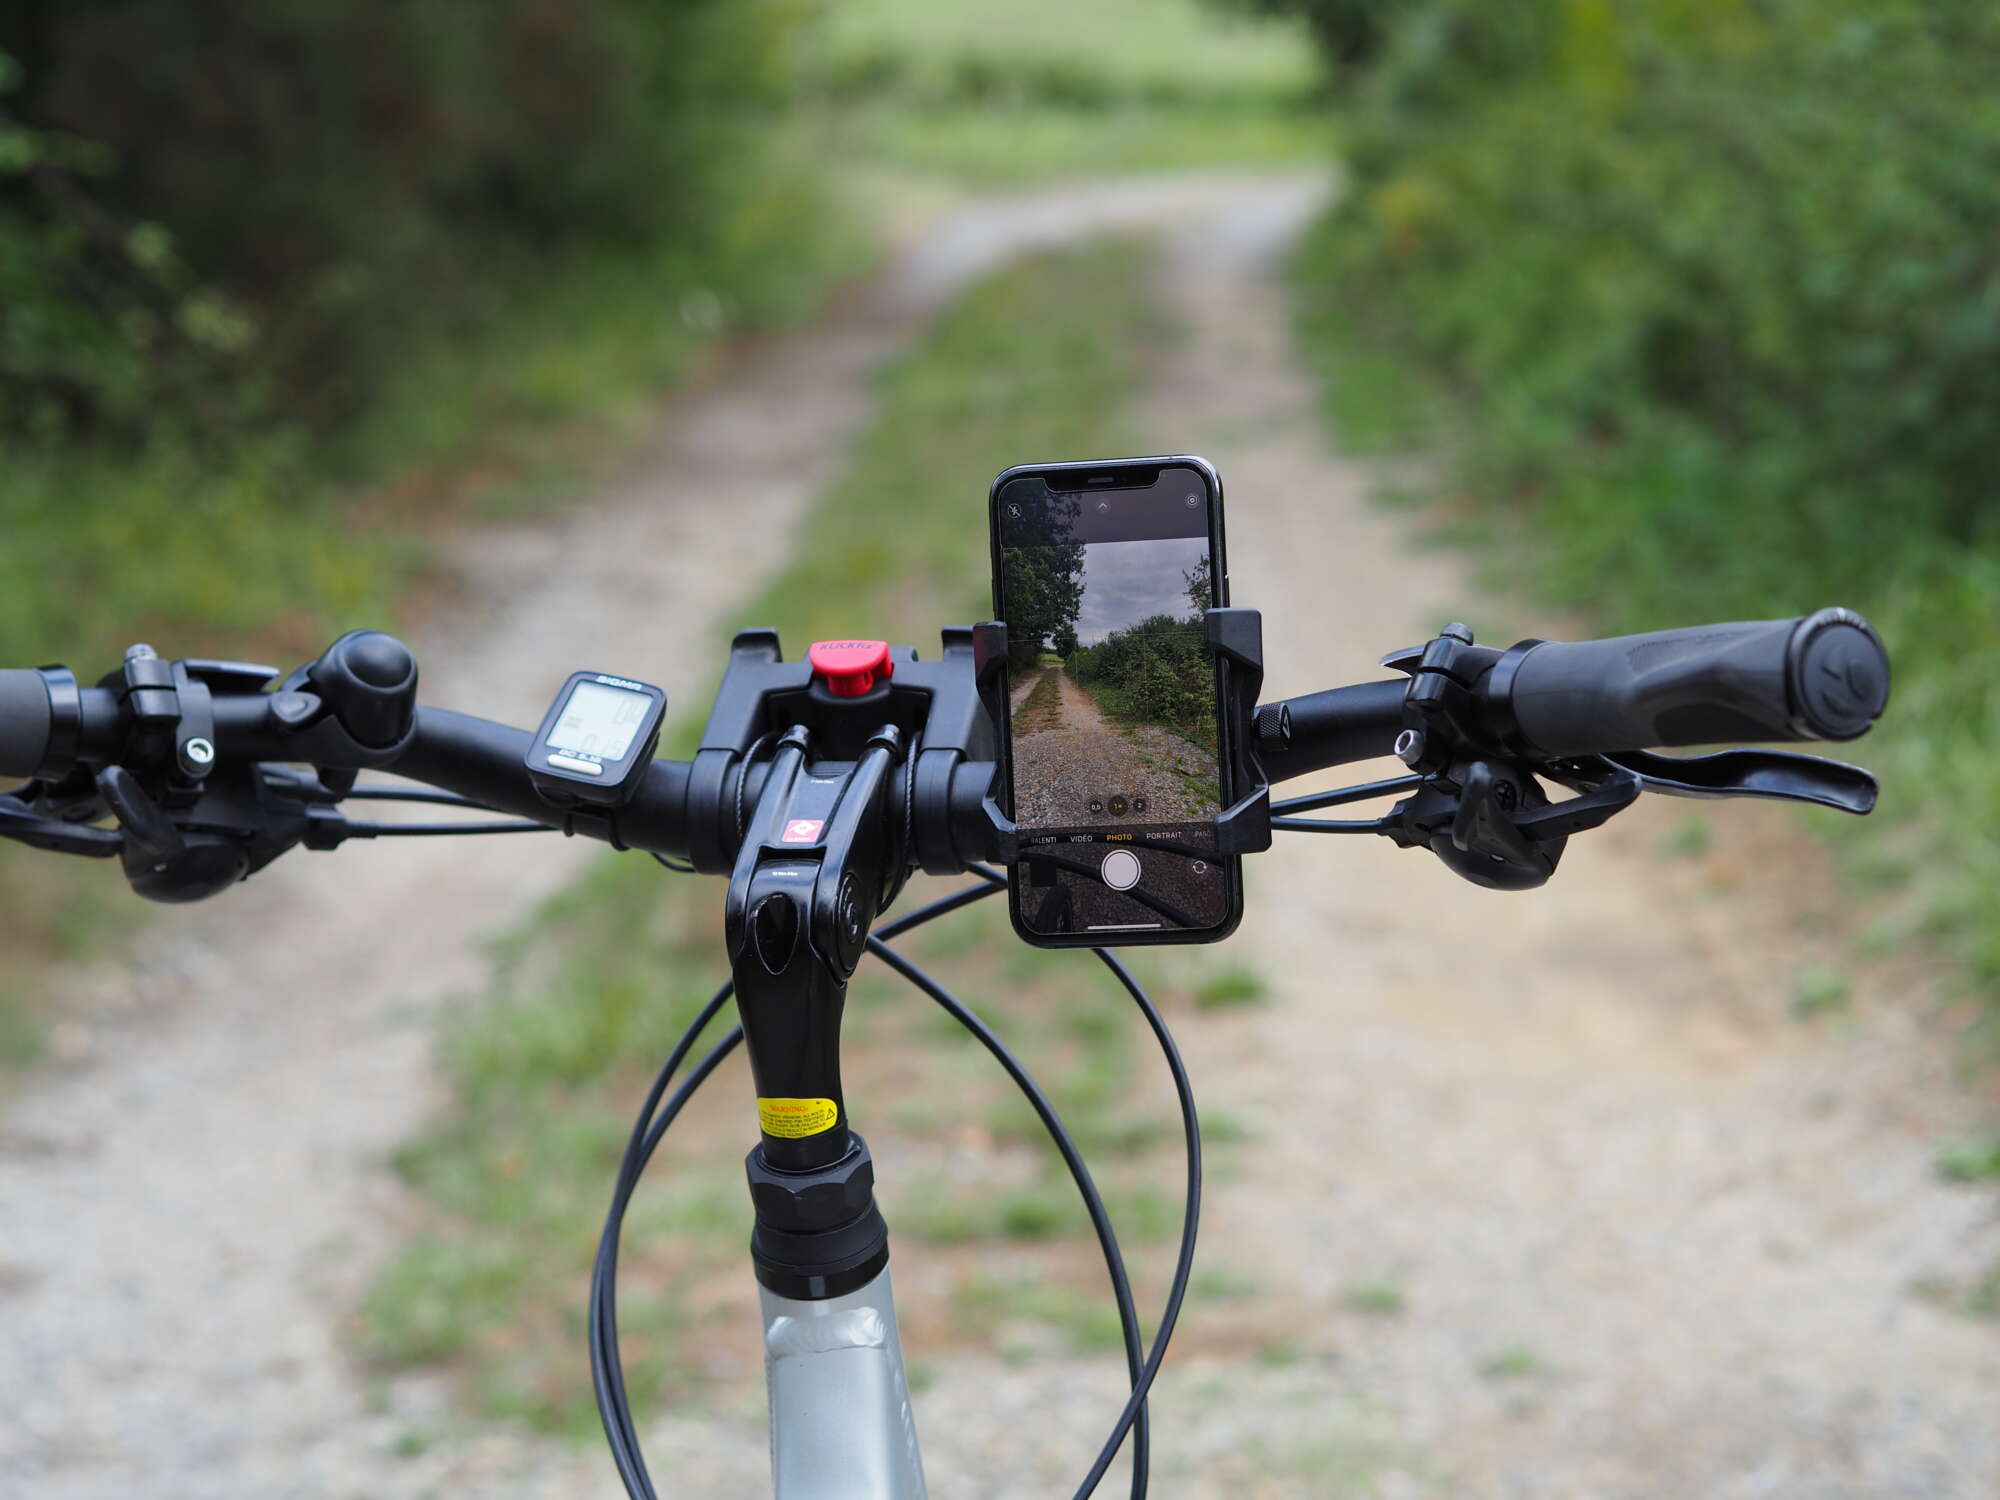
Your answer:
[0,669,52,779]
[1499,608,1890,757]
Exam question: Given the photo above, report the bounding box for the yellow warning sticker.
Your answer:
[758,1097,840,1139]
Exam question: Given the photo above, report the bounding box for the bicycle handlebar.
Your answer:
[395,707,700,858]
[0,670,51,779]
[1492,608,1889,758]
[0,604,1889,886]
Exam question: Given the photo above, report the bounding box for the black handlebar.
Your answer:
[1253,680,1404,783]
[0,669,51,779]
[395,707,701,858]
[1494,608,1890,758]
[0,605,1890,895]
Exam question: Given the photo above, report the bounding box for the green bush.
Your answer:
[0,0,820,443]
[1293,0,2000,1019]
[1072,614,1216,746]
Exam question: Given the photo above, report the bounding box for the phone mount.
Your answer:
[1376,623,1879,890]
[970,606,1273,865]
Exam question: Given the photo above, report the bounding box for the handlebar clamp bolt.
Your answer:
[1394,728,1426,768]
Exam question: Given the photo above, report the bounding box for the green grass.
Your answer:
[1657,816,1714,861]
[834,105,1330,187]
[0,159,857,1070]
[812,0,1326,186]
[1790,966,1853,1021]
[1193,1265,1263,1302]
[1478,1345,1545,1380]
[1014,667,1064,733]
[1935,1136,2000,1185]
[820,0,1318,101]
[1341,1281,1407,1317]
[1966,1263,2000,1321]
[359,237,1206,1432]
[953,1272,1133,1354]
[1193,963,1269,1011]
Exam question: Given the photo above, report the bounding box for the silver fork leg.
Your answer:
[762,1264,928,1500]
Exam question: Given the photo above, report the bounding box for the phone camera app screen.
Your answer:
[997,465,1228,936]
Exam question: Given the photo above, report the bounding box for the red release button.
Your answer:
[807,639,893,697]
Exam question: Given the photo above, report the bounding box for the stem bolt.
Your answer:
[1394,728,1426,767]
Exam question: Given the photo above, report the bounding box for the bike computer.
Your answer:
[525,670,666,808]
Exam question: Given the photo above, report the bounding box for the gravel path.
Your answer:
[0,173,1349,1500]
[1111,168,2000,1497]
[1011,666,1217,828]
[3,167,1995,1500]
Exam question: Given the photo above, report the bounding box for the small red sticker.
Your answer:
[781,819,825,844]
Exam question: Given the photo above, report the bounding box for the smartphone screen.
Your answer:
[991,458,1241,943]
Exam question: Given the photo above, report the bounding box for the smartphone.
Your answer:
[989,456,1243,947]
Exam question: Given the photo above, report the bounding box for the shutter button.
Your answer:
[807,640,894,698]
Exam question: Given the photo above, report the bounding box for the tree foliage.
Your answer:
[0,0,816,442]
[1001,496,1087,672]
[1290,0,2000,1003]
[1070,613,1214,747]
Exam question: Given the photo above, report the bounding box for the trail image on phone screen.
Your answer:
[995,465,1231,936]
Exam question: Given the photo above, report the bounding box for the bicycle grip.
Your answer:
[0,669,52,778]
[1499,608,1889,756]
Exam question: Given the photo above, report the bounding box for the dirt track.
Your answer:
[2,169,1995,1499]
[1010,665,1216,828]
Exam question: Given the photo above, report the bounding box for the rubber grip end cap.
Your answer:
[1791,609,1889,740]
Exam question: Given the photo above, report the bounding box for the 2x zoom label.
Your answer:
[757,1097,839,1138]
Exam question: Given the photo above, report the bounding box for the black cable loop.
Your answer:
[340,785,502,810]
[594,876,1018,1497]
[1270,815,1391,835]
[588,868,1185,1500]
[345,819,554,837]
[733,731,774,844]
[1271,773,1420,816]
[1067,945,1202,1500]
[867,934,1153,1498]
[877,727,923,913]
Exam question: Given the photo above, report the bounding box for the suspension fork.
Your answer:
[725,721,927,1499]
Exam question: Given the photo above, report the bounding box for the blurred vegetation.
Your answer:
[813,0,1329,183]
[1073,617,1220,752]
[0,0,852,1056]
[0,0,842,663]
[1069,554,1220,749]
[1282,0,2000,1032]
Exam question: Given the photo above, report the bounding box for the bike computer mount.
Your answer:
[525,670,667,809]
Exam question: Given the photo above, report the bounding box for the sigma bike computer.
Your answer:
[525,670,667,808]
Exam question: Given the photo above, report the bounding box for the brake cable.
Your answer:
[339,786,503,810]
[334,819,554,838]
[589,865,1203,1500]
[333,780,562,839]
[1269,773,1419,835]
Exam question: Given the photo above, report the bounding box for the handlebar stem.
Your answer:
[725,721,902,1301]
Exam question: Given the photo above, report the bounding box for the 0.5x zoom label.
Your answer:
[757,1097,840,1138]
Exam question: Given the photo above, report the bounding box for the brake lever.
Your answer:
[96,765,185,861]
[0,792,123,858]
[1571,748,1877,815]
